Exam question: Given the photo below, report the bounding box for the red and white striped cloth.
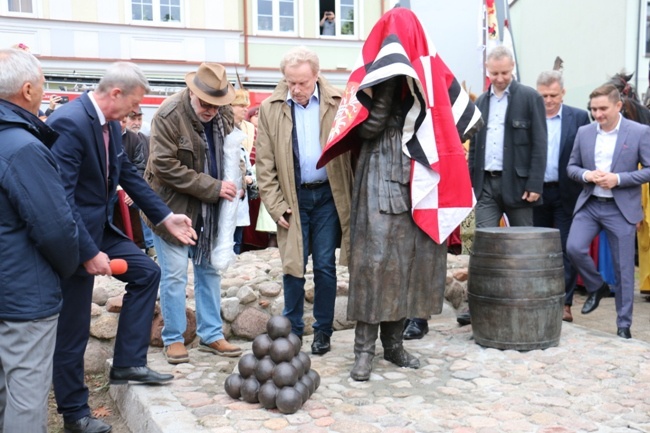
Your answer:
[318,7,483,244]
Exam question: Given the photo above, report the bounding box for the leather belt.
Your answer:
[485,170,502,177]
[301,180,329,190]
[592,195,614,202]
[543,182,560,188]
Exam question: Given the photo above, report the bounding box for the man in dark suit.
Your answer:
[47,62,197,433]
[567,83,650,340]
[533,71,590,323]
[468,46,547,228]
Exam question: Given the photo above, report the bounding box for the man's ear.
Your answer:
[110,87,123,99]
[22,81,35,103]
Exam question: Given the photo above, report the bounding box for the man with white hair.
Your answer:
[0,47,79,433]
[256,46,352,355]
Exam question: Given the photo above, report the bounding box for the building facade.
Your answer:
[1,0,394,113]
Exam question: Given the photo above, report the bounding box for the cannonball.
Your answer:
[252,334,273,359]
[237,353,258,379]
[287,333,302,356]
[224,373,243,400]
[254,356,275,384]
[307,369,321,390]
[275,386,303,415]
[258,381,279,409]
[272,361,299,388]
[269,337,294,364]
[240,376,260,403]
[294,381,310,404]
[299,373,315,396]
[266,315,291,339]
[290,355,305,378]
[297,351,311,373]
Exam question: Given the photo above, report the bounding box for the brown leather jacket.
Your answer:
[143,88,234,244]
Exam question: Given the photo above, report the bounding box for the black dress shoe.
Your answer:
[403,318,429,340]
[581,282,610,314]
[617,327,632,339]
[64,416,112,433]
[311,331,331,355]
[109,366,173,385]
[456,311,471,326]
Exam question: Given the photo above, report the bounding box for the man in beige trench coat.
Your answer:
[256,46,352,355]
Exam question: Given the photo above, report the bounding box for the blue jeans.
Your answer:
[141,217,154,249]
[233,226,243,254]
[153,234,224,346]
[283,183,340,337]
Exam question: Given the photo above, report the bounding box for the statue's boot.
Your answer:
[380,319,420,369]
[350,321,379,381]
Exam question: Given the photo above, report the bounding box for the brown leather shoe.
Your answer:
[198,339,242,357]
[163,342,189,364]
[563,305,573,322]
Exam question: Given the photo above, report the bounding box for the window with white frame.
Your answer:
[7,0,33,13]
[131,0,181,23]
[319,0,357,37]
[256,0,296,34]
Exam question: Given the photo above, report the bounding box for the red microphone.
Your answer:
[109,259,128,275]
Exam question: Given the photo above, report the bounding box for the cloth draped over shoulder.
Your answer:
[211,128,246,269]
[318,7,483,244]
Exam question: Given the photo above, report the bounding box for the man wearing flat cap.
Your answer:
[144,62,243,364]
[125,105,148,135]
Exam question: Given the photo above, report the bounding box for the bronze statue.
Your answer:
[347,76,448,381]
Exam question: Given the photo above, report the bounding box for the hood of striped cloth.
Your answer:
[318,7,483,244]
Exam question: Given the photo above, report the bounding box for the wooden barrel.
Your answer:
[468,227,564,350]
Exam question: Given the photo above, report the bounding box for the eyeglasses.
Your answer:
[198,98,218,110]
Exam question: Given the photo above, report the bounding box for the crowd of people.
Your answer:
[3,6,650,433]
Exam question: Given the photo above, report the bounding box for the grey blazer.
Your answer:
[567,116,650,224]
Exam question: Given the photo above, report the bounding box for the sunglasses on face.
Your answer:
[198,98,218,110]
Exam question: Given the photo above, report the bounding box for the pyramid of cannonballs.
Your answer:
[224,315,321,414]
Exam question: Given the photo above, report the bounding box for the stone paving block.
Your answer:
[109,284,650,433]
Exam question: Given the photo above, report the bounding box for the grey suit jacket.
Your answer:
[567,115,650,224]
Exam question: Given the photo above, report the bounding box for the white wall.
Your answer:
[410,0,650,110]
[510,0,648,110]
[410,0,485,95]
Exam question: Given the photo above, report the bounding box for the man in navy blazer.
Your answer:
[567,83,650,340]
[47,62,197,433]
[533,71,590,323]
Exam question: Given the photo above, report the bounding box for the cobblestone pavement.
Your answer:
[110,288,650,433]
